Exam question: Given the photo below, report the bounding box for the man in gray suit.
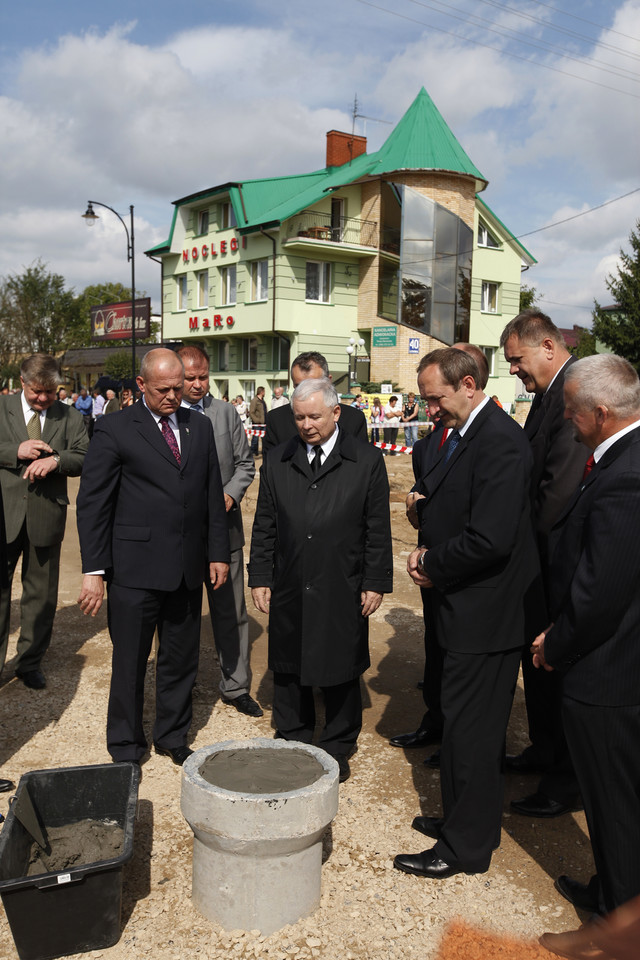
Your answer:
[0,353,88,688]
[177,345,262,716]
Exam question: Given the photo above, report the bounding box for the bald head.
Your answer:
[137,348,184,416]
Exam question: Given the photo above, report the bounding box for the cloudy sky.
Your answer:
[1,0,638,327]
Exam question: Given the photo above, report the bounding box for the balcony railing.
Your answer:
[285,211,378,248]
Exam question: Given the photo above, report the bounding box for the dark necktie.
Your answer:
[582,454,595,481]
[444,430,461,463]
[160,416,181,465]
[190,402,204,414]
[311,445,323,473]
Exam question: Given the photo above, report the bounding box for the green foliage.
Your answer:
[103,350,140,381]
[519,284,538,312]
[0,260,80,359]
[592,220,640,369]
[570,327,597,359]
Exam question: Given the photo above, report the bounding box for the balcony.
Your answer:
[283,211,379,254]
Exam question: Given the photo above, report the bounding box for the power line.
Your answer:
[516,187,640,239]
[352,0,640,99]
[526,0,640,45]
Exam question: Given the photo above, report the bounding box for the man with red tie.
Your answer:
[76,349,230,766]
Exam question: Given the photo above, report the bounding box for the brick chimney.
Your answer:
[326,130,367,168]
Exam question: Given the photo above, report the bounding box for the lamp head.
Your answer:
[82,202,99,226]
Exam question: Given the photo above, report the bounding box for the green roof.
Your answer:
[476,195,537,265]
[147,88,489,254]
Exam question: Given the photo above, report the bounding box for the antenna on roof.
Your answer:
[351,94,392,139]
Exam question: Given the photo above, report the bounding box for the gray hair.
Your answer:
[565,354,640,419]
[291,376,338,410]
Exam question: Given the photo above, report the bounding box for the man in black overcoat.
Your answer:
[248,376,392,783]
[533,354,640,923]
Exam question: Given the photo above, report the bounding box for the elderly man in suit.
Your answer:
[501,309,589,819]
[262,351,367,456]
[533,354,640,936]
[0,353,88,689]
[394,348,540,879]
[249,376,392,783]
[76,348,230,765]
[391,343,490,753]
[176,345,261,717]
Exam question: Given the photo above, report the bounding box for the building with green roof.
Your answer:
[147,87,535,405]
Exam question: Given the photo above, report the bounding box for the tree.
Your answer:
[519,284,538,312]
[1,260,80,356]
[592,220,640,368]
[103,350,140,381]
[72,282,133,346]
[570,327,597,360]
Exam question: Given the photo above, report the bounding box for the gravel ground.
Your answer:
[0,458,595,960]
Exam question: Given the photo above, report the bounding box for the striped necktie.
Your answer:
[444,430,461,463]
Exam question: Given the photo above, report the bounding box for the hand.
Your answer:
[23,456,58,481]
[209,562,229,590]
[223,493,235,513]
[360,590,383,617]
[18,439,53,461]
[251,586,271,614]
[78,575,104,617]
[407,547,433,587]
[531,625,554,671]
[405,491,426,529]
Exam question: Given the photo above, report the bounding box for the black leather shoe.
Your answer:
[16,669,46,689]
[411,816,444,839]
[389,725,442,748]
[510,791,580,818]
[222,693,264,717]
[0,778,14,793]
[424,749,440,768]
[555,875,599,913]
[393,848,464,879]
[334,755,351,783]
[505,751,549,774]
[154,744,193,766]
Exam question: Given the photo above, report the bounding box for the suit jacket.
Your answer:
[248,431,392,686]
[0,394,89,546]
[263,402,368,456]
[200,396,255,552]
[545,428,640,706]
[418,399,540,654]
[525,355,589,561]
[103,399,120,415]
[76,401,230,592]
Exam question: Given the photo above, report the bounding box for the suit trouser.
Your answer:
[272,671,362,757]
[563,696,640,914]
[206,547,250,699]
[106,580,202,761]
[434,646,521,872]
[0,523,60,675]
[418,588,444,733]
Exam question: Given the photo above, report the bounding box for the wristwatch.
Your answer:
[417,551,427,574]
[52,454,61,470]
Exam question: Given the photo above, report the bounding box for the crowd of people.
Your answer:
[0,317,638,959]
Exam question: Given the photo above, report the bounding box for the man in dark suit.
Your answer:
[177,345,261,718]
[501,310,589,818]
[0,482,14,793]
[532,354,640,920]
[76,348,230,765]
[249,377,392,783]
[391,343,489,751]
[0,353,88,688]
[394,348,539,879]
[262,351,367,456]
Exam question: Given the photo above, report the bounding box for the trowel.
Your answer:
[11,785,52,866]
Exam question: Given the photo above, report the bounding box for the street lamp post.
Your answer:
[82,201,136,384]
[345,337,366,389]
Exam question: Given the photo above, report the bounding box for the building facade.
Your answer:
[148,88,535,405]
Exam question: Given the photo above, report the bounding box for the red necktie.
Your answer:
[438,427,449,450]
[582,454,595,481]
[160,416,181,465]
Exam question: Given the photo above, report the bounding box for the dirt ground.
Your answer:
[0,455,595,960]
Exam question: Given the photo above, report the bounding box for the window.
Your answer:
[478,221,500,248]
[271,336,290,371]
[220,265,236,305]
[250,260,269,301]
[198,210,209,235]
[214,340,229,372]
[481,346,496,376]
[177,274,188,310]
[481,281,499,313]
[242,380,255,401]
[220,201,237,229]
[241,337,258,371]
[306,261,331,302]
[197,270,208,308]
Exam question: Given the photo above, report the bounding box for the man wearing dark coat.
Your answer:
[533,354,640,929]
[262,351,367,456]
[248,377,393,783]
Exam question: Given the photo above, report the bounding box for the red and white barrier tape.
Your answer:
[244,427,416,454]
